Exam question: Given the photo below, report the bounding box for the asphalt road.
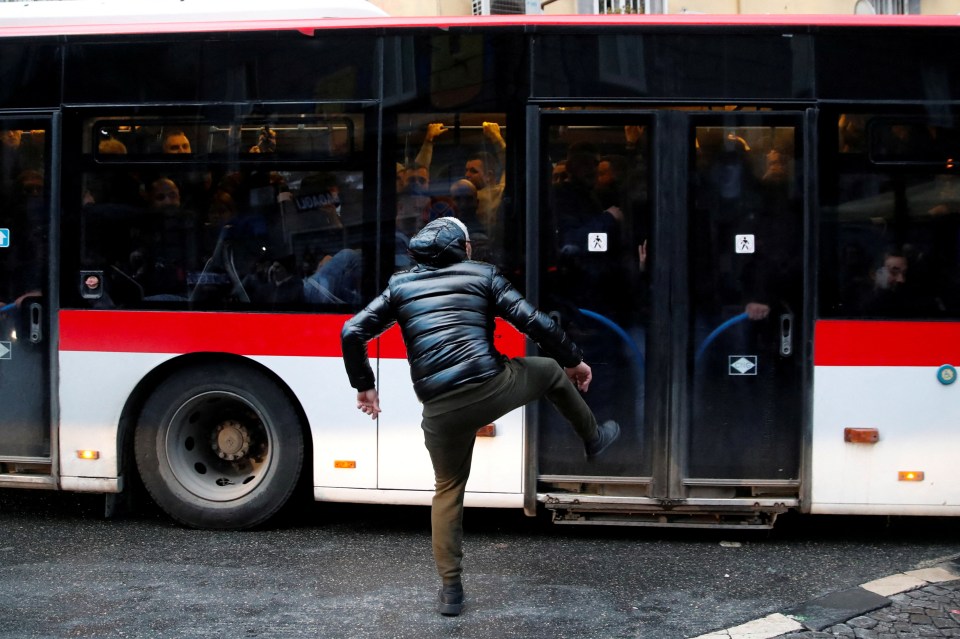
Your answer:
[1,489,958,639]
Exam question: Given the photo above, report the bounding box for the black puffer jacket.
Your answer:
[341,217,583,402]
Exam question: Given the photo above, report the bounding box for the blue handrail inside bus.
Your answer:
[0,302,15,314]
[576,308,645,369]
[695,312,749,362]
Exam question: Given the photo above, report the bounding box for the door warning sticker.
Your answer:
[588,233,608,252]
[729,355,757,375]
[735,234,754,254]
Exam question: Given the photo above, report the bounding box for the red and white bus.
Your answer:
[1,1,959,529]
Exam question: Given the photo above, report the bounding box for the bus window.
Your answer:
[538,121,651,476]
[90,118,360,159]
[821,113,960,319]
[70,112,369,311]
[0,123,50,459]
[394,113,510,275]
[868,118,960,165]
[688,122,803,480]
[2,127,47,304]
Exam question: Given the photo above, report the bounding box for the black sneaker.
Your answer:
[585,420,620,460]
[438,582,464,616]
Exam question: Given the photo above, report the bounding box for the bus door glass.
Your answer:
[0,118,52,459]
[686,114,805,482]
[536,115,653,479]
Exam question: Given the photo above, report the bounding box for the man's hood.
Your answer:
[408,217,469,267]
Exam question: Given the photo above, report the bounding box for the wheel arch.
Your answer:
[116,352,314,498]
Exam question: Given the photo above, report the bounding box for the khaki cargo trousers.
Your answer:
[420,356,600,584]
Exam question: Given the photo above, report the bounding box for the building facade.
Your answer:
[371,0,960,16]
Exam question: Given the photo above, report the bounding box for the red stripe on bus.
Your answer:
[814,320,960,366]
[58,310,526,359]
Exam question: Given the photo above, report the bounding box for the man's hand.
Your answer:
[356,389,381,419]
[425,122,448,143]
[564,361,593,393]
[482,122,506,149]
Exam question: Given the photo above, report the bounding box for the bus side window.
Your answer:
[823,114,960,320]
[394,114,509,274]
[73,114,369,312]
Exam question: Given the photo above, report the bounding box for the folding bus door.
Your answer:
[684,112,806,491]
[532,109,807,520]
[532,111,655,486]
[0,115,55,472]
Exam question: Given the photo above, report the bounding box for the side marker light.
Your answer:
[77,450,100,460]
[334,460,356,469]
[844,428,879,443]
[898,471,924,482]
[476,424,496,437]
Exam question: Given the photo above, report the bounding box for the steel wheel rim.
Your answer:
[164,390,273,502]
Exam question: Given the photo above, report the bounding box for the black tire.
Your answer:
[134,363,304,529]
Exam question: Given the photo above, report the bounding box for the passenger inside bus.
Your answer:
[248,126,276,154]
[395,190,427,271]
[688,130,805,479]
[449,178,492,263]
[845,247,943,318]
[161,129,192,154]
[1,166,45,310]
[825,114,960,320]
[739,146,803,322]
[303,247,361,305]
[138,175,200,299]
[246,253,304,305]
[72,115,376,312]
[551,159,567,185]
[410,120,507,238]
[551,141,625,315]
[536,123,651,475]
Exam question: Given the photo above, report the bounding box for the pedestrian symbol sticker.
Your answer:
[0,342,11,360]
[588,233,608,252]
[0,228,9,248]
[735,234,754,254]
[729,355,757,375]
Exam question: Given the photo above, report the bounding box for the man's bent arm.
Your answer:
[490,271,583,368]
[341,289,396,393]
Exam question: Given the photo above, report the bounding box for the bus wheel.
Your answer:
[134,363,304,530]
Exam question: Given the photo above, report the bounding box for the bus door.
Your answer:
[0,115,54,467]
[533,109,806,519]
[684,112,806,492]
[533,112,656,485]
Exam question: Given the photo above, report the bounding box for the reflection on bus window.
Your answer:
[868,118,960,165]
[394,114,509,274]
[1,127,47,311]
[70,114,367,311]
[822,113,960,319]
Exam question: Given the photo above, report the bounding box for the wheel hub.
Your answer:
[212,420,251,461]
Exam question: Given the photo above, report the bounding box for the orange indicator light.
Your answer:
[334,460,357,469]
[844,428,879,443]
[77,450,100,460]
[898,471,924,482]
[476,424,496,437]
